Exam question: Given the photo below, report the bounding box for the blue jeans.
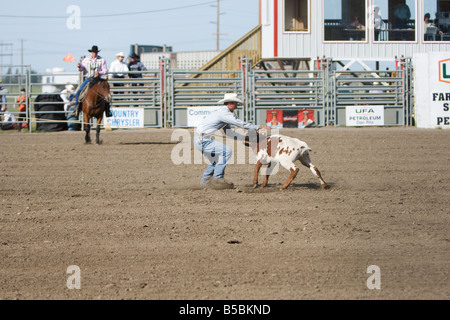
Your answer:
[75,78,91,106]
[193,135,232,185]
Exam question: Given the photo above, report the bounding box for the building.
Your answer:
[259,0,450,70]
[140,50,221,70]
[41,68,79,93]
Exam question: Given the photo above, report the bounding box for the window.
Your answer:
[373,0,416,41]
[423,0,450,42]
[284,0,309,32]
[324,0,367,41]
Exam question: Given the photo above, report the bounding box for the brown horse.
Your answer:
[82,78,111,144]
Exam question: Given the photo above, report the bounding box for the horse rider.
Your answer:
[72,45,113,118]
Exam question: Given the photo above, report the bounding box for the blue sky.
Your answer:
[1,0,259,73]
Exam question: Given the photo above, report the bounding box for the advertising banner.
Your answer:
[104,107,144,128]
[346,106,384,126]
[266,110,315,128]
[187,106,222,128]
[414,52,450,129]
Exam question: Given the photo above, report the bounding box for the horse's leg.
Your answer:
[96,117,102,145]
[84,112,91,144]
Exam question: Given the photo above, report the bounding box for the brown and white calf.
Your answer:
[245,133,327,190]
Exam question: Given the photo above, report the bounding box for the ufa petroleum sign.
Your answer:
[414,53,450,129]
[346,106,384,126]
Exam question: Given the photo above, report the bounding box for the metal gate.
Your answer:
[245,57,331,127]
[165,57,245,128]
[2,57,414,131]
[333,57,413,126]
[0,64,31,130]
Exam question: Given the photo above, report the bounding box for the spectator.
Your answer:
[127,53,147,86]
[60,83,75,115]
[373,6,384,41]
[393,0,411,40]
[0,79,7,122]
[350,16,365,29]
[424,13,443,41]
[109,52,129,91]
[16,88,29,132]
[349,16,365,40]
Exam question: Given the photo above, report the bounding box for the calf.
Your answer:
[245,133,327,190]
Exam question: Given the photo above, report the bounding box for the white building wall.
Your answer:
[141,51,221,70]
[261,0,450,63]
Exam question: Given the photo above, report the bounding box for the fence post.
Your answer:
[240,57,253,123]
[160,57,170,128]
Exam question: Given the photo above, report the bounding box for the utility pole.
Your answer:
[216,0,220,51]
[0,42,13,80]
[20,39,24,88]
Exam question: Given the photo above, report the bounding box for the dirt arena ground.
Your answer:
[0,126,449,300]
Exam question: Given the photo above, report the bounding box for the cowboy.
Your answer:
[127,53,147,86]
[109,52,129,89]
[73,45,112,117]
[193,93,270,188]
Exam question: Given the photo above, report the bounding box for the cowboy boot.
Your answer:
[105,102,113,118]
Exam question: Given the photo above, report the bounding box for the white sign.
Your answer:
[187,106,222,127]
[414,52,450,129]
[346,106,384,126]
[104,107,144,128]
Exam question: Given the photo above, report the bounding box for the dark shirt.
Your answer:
[127,61,147,78]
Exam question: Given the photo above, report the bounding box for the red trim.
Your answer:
[274,0,278,57]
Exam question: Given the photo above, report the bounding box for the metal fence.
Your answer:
[0,57,414,131]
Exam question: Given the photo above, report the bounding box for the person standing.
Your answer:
[193,93,270,188]
[0,79,8,122]
[127,53,147,86]
[393,0,411,40]
[60,83,75,114]
[73,45,112,117]
[109,52,129,91]
[16,88,29,132]
[373,6,384,41]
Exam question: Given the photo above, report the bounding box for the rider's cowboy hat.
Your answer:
[88,45,100,53]
[218,93,243,105]
[131,53,140,59]
[116,52,125,57]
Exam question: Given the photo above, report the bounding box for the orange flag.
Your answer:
[63,53,76,63]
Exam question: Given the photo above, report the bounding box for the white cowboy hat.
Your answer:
[116,52,125,57]
[65,84,74,91]
[218,93,243,105]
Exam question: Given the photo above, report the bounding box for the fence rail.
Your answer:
[0,57,414,131]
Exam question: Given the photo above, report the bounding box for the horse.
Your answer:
[81,77,111,144]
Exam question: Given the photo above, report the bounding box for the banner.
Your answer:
[346,106,384,126]
[104,107,144,128]
[187,106,222,127]
[414,52,450,129]
[266,110,315,128]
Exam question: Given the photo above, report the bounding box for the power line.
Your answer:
[0,1,217,19]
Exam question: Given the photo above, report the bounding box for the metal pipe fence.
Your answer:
[1,58,414,131]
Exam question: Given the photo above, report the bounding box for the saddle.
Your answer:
[78,78,111,104]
